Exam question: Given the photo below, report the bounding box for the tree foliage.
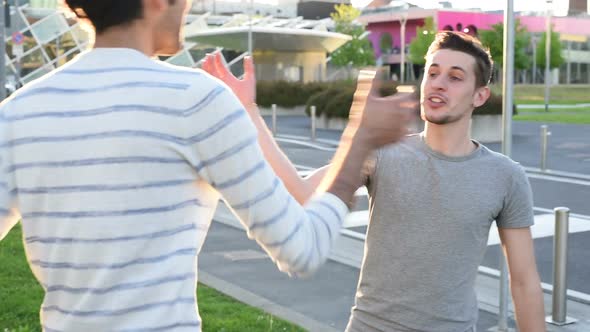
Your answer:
[536,28,565,70]
[329,4,375,67]
[408,17,436,65]
[478,20,531,70]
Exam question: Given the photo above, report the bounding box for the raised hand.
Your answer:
[201,52,256,110]
[348,70,417,149]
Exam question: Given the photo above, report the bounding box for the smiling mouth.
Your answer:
[428,96,446,105]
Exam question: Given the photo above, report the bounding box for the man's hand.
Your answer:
[201,52,256,110]
[347,70,417,149]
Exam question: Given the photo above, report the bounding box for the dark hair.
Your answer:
[426,31,493,87]
[64,0,143,34]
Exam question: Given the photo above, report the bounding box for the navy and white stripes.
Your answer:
[0,48,348,332]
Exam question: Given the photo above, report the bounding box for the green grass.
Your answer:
[490,84,590,104]
[0,225,305,332]
[514,112,590,124]
[487,84,590,124]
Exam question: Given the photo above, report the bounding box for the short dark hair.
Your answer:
[426,31,493,87]
[64,0,143,34]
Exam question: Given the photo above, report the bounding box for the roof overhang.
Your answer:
[185,26,352,53]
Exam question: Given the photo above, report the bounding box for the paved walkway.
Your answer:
[197,208,590,332]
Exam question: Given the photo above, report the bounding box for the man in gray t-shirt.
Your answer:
[209,31,545,332]
[343,32,544,332]
[347,134,536,331]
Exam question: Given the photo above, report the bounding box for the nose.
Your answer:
[429,75,447,91]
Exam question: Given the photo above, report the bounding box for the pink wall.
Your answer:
[436,10,590,35]
[366,10,590,54]
[368,19,425,57]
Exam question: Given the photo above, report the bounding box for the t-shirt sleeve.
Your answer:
[0,111,20,240]
[496,164,534,229]
[361,149,379,194]
[187,80,349,276]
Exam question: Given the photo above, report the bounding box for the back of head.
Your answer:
[64,0,143,34]
[426,31,493,88]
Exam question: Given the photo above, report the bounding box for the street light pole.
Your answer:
[400,14,407,83]
[0,0,6,101]
[499,0,515,330]
[545,0,552,112]
[248,0,253,55]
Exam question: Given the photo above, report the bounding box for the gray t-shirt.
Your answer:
[346,133,534,332]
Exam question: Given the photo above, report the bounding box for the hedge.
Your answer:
[256,80,514,118]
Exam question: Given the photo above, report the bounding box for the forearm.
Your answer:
[511,281,546,332]
[245,105,316,204]
[319,127,371,209]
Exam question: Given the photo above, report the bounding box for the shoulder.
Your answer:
[478,144,526,175]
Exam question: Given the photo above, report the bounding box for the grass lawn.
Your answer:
[487,84,590,124]
[0,225,305,332]
[514,111,590,124]
[490,84,590,104]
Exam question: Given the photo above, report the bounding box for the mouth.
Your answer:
[425,94,447,108]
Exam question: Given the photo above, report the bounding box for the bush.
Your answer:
[323,88,355,119]
[256,80,354,108]
[305,87,346,117]
[474,93,518,116]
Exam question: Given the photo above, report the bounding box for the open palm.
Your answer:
[202,52,256,108]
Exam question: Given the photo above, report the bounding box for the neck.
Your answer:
[423,117,476,157]
[93,22,155,57]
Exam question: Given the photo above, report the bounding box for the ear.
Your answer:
[472,85,491,108]
[142,0,169,19]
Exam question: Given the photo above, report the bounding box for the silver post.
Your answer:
[545,207,577,326]
[545,0,552,112]
[540,125,551,171]
[247,0,253,55]
[271,104,277,136]
[498,1,515,330]
[532,37,537,84]
[0,0,6,102]
[310,105,316,141]
[400,15,407,84]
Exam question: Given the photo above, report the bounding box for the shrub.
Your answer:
[256,80,355,109]
[305,88,345,117]
[323,89,355,119]
[474,93,517,116]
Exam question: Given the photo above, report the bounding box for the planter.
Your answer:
[470,114,502,143]
[316,114,348,130]
[310,113,502,143]
[258,105,306,116]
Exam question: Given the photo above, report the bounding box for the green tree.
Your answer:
[536,28,565,69]
[380,32,393,54]
[329,4,375,67]
[408,17,436,66]
[479,20,531,70]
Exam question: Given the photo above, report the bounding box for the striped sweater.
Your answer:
[0,48,348,331]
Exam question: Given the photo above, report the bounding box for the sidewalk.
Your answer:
[198,208,590,332]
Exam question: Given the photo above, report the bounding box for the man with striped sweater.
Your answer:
[0,0,416,331]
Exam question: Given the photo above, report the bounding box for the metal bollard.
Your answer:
[310,105,316,141]
[271,104,277,136]
[545,207,577,326]
[497,256,510,332]
[540,125,551,172]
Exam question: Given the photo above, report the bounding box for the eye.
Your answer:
[428,72,437,78]
[450,76,462,81]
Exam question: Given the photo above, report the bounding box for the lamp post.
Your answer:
[248,0,253,55]
[400,13,407,83]
[545,0,552,112]
[499,0,515,330]
[0,0,6,101]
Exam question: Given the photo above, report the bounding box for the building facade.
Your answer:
[359,6,590,84]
